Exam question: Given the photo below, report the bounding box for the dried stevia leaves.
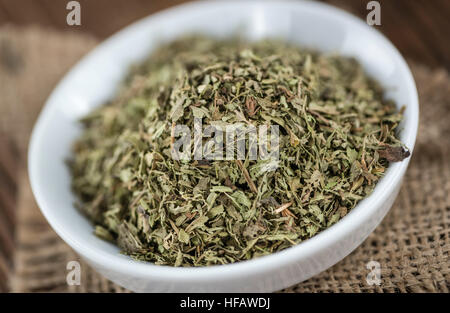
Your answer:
[69,36,409,266]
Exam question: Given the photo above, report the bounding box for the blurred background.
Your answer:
[0,0,448,68]
[0,0,448,292]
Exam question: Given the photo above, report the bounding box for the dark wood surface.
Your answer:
[0,0,449,68]
[0,0,448,292]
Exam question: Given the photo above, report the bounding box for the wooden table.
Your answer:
[1,0,448,69]
[0,0,448,292]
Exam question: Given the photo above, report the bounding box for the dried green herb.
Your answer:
[69,36,409,266]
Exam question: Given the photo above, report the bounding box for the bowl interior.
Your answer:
[29,0,418,277]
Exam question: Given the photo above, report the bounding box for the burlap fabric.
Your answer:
[1,26,448,293]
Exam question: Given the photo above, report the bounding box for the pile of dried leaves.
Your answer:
[69,36,408,266]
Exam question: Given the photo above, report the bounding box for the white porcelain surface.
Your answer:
[28,0,418,292]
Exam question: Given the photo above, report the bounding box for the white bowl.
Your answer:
[28,0,418,292]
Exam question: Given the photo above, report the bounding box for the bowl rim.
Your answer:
[28,0,419,282]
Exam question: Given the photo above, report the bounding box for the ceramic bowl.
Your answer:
[28,0,418,292]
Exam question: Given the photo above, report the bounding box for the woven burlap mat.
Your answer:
[1,26,449,293]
